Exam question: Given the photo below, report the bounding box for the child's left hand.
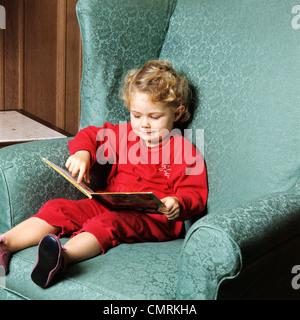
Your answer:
[158,197,181,220]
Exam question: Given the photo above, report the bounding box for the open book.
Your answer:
[42,158,165,213]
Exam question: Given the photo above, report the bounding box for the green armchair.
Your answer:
[0,0,299,300]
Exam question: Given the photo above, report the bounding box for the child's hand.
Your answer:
[158,197,181,220]
[65,150,91,184]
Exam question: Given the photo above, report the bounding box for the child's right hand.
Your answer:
[65,150,91,184]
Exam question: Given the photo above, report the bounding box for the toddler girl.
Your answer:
[0,60,208,288]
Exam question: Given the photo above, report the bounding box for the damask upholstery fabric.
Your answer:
[77,0,177,129]
[159,0,300,299]
[218,234,300,300]
[3,239,183,300]
[177,192,300,299]
[0,139,82,230]
[160,0,300,214]
[0,138,113,230]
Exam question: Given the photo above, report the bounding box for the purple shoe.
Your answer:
[0,237,12,275]
[31,234,66,288]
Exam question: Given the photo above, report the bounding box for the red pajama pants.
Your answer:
[33,198,182,253]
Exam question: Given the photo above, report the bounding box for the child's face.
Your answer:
[129,91,183,146]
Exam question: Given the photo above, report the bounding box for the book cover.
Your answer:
[42,158,165,213]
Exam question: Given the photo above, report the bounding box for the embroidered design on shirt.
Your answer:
[158,164,171,179]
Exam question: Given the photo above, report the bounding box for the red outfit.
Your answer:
[34,122,207,253]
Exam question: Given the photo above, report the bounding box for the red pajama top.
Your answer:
[68,122,208,236]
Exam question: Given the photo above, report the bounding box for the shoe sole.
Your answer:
[31,235,61,288]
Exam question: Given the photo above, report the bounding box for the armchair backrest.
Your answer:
[160,0,300,213]
[77,0,300,215]
[76,0,177,129]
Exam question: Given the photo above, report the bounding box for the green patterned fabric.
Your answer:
[0,138,111,230]
[177,192,300,299]
[77,0,177,129]
[0,139,76,230]
[0,0,300,300]
[160,0,300,214]
[4,239,183,300]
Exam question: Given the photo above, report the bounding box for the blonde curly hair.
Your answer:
[120,60,192,125]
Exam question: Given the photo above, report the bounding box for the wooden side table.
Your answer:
[0,110,72,148]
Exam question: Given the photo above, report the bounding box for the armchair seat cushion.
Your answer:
[4,239,183,300]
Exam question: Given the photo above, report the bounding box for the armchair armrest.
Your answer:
[176,192,300,300]
[0,138,107,232]
[0,138,71,231]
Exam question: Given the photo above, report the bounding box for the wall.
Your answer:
[0,0,82,135]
